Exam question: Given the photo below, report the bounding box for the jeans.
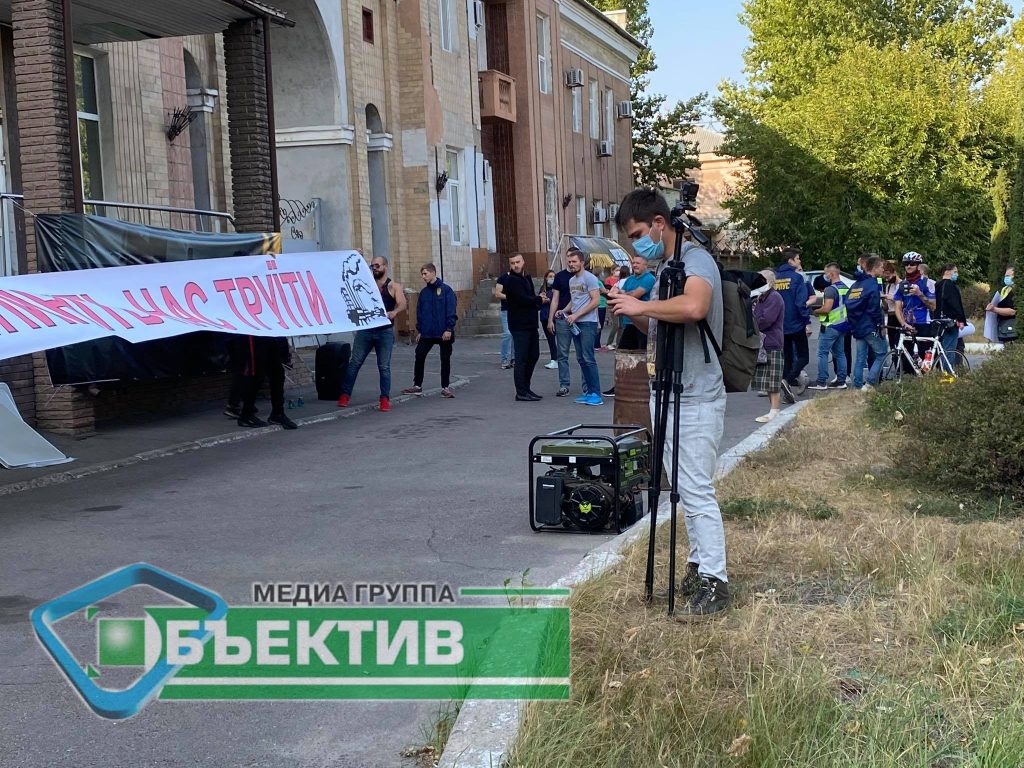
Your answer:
[649,395,728,582]
[554,315,573,388]
[853,332,889,388]
[414,337,453,388]
[572,321,601,395]
[816,326,848,384]
[783,331,810,384]
[511,329,540,395]
[342,326,394,398]
[500,310,512,362]
[939,325,959,373]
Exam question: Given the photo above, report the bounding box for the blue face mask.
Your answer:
[632,227,665,262]
[950,272,959,282]
[1006,276,1015,287]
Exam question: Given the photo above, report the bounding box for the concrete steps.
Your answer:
[460,276,546,336]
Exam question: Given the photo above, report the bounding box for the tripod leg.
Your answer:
[644,373,672,601]
[666,373,684,616]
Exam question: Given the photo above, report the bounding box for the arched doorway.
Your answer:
[366,104,390,260]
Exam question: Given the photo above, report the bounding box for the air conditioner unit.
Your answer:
[617,100,634,119]
[473,0,485,28]
[608,203,620,219]
[597,140,612,157]
[592,207,608,224]
[564,68,584,88]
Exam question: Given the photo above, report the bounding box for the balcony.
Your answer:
[479,70,517,123]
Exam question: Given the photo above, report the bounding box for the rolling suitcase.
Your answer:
[315,342,350,400]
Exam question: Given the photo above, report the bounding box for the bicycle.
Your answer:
[880,319,970,382]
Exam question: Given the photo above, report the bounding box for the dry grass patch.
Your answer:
[509,395,1024,768]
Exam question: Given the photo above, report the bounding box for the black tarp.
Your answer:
[35,214,279,386]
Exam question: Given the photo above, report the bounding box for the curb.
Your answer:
[437,399,813,768]
[0,378,469,498]
[964,342,1002,354]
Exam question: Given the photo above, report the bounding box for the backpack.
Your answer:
[684,244,763,393]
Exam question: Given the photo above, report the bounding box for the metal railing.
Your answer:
[83,199,235,233]
[0,194,237,276]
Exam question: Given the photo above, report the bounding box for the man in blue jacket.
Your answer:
[403,263,457,398]
[846,254,889,390]
[774,247,812,402]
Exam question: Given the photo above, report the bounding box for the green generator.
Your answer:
[529,425,651,533]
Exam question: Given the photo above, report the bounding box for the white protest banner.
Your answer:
[0,251,388,360]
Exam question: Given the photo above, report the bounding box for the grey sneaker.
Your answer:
[654,562,700,601]
[673,576,731,620]
[556,387,570,397]
[795,370,810,395]
[441,387,455,398]
[780,379,796,404]
[402,385,423,395]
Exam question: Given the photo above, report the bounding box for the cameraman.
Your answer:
[607,188,730,620]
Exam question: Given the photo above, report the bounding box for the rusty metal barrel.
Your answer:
[612,350,652,439]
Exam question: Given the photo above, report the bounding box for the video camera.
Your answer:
[670,181,712,251]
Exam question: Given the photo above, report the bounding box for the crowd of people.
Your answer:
[749,250,1017,423]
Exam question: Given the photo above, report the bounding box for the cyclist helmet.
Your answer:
[902,251,923,265]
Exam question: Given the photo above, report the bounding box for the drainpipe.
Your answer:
[434,148,445,282]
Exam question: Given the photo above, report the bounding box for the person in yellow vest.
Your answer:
[808,263,850,390]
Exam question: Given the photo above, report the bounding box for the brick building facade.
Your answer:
[480,0,642,275]
[0,0,643,434]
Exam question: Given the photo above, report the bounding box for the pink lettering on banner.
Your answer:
[184,282,235,331]
[159,286,213,329]
[59,295,115,331]
[278,272,312,327]
[81,294,134,330]
[253,275,288,330]
[298,272,332,325]
[122,290,167,326]
[235,277,272,330]
[12,292,89,326]
[271,273,301,327]
[213,278,260,330]
[0,309,17,333]
[0,291,53,329]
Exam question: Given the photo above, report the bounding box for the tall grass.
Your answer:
[509,395,1024,768]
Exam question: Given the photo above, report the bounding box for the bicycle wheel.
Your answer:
[948,350,970,376]
[879,350,904,382]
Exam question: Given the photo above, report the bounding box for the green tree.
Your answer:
[590,0,701,187]
[718,0,1013,271]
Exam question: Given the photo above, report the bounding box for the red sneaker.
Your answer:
[337,394,350,408]
[379,396,391,412]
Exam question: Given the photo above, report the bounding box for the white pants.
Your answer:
[650,395,728,582]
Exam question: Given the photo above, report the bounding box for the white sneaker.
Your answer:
[606,344,616,350]
[544,360,558,369]
[755,412,778,424]
[860,384,874,392]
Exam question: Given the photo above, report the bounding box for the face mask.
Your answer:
[950,273,959,282]
[632,225,665,263]
[1006,276,1015,287]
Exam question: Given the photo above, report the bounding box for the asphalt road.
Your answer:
[0,337,782,768]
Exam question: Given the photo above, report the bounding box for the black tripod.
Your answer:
[643,210,710,616]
